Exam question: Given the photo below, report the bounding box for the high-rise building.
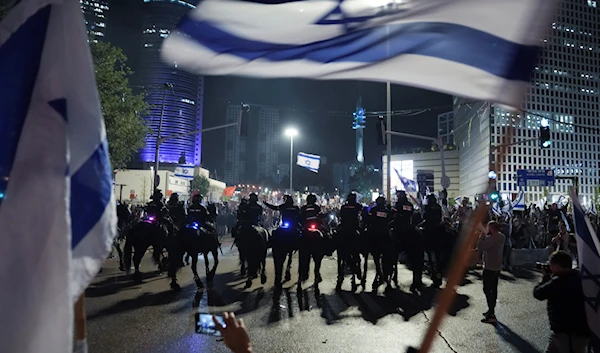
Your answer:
[224,105,246,185]
[80,0,109,42]
[137,0,204,166]
[454,0,600,204]
[437,111,454,146]
[224,104,280,185]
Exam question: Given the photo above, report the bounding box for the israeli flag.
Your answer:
[175,164,195,179]
[560,211,571,232]
[571,190,600,351]
[491,205,502,217]
[297,152,320,173]
[590,203,597,216]
[512,190,525,212]
[0,1,116,352]
[394,168,417,192]
[162,0,558,108]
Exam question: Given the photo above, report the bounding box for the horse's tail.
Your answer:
[124,230,133,272]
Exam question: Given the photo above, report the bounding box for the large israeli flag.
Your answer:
[571,190,600,351]
[0,1,116,352]
[162,0,558,108]
[297,152,320,173]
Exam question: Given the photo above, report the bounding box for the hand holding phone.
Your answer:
[213,312,253,353]
[195,313,226,336]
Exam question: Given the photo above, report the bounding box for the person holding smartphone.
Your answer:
[533,251,589,353]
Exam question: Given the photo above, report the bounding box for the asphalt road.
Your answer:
[87,238,551,353]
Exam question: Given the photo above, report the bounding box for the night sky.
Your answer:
[107,0,451,187]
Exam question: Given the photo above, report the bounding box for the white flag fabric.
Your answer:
[393,168,417,192]
[297,152,320,173]
[571,190,600,350]
[512,190,525,212]
[162,0,558,108]
[0,1,116,352]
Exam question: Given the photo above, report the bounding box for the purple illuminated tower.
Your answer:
[137,0,203,166]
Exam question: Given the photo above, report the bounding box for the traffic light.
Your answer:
[539,118,551,148]
[238,103,250,136]
[376,115,387,145]
[489,190,500,202]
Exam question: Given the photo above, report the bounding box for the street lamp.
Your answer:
[153,82,174,192]
[285,128,298,193]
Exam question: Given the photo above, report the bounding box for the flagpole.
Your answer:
[74,294,87,353]
[386,82,392,202]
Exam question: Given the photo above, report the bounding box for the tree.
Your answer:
[191,175,210,197]
[0,1,16,21]
[349,166,381,199]
[90,41,149,169]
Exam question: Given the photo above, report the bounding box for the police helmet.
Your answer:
[396,190,407,199]
[151,189,163,201]
[426,194,438,205]
[346,192,357,203]
[306,194,317,204]
[376,195,386,206]
[249,192,258,202]
[283,194,293,204]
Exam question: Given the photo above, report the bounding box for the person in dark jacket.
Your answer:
[423,194,443,287]
[533,251,589,353]
[393,190,423,291]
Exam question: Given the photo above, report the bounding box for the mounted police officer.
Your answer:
[167,193,186,230]
[242,193,264,226]
[264,195,300,230]
[299,194,323,231]
[339,192,362,233]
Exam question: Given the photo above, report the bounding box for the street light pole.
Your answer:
[289,134,294,192]
[285,128,298,194]
[153,83,173,192]
[386,82,392,202]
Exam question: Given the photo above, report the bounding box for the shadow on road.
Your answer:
[317,286,470,325]
[87,283,194,321]
[496,322,542,353]
[86,270,165,297]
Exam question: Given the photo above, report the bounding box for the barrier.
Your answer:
[510,248,549,266]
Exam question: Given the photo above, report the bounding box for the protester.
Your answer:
[533,251,589,353]
[476,221,505,324]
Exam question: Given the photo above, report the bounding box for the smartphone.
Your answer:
[195,313,226,336]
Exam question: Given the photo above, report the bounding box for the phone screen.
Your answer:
[195,313,226,336]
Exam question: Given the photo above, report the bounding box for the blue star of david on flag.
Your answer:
[297,152,320,173]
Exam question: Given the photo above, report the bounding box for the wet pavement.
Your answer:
[87,238,550,353]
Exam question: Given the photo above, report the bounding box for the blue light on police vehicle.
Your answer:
[282,222,290,228]
[0,192,4,199]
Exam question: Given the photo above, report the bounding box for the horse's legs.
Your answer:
[114,241,125,271]
[284,250,293,282]
[273,248,284,288]
[373,253,383,291]
[191,253,203,288]
[361,251,368,288]
[260,252,267,285]
[314,254,323,285]
[336,251,344,290]
[132,247,144,282]
[210,248,219,281]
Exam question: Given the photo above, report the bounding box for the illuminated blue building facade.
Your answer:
[138,0,203,165]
